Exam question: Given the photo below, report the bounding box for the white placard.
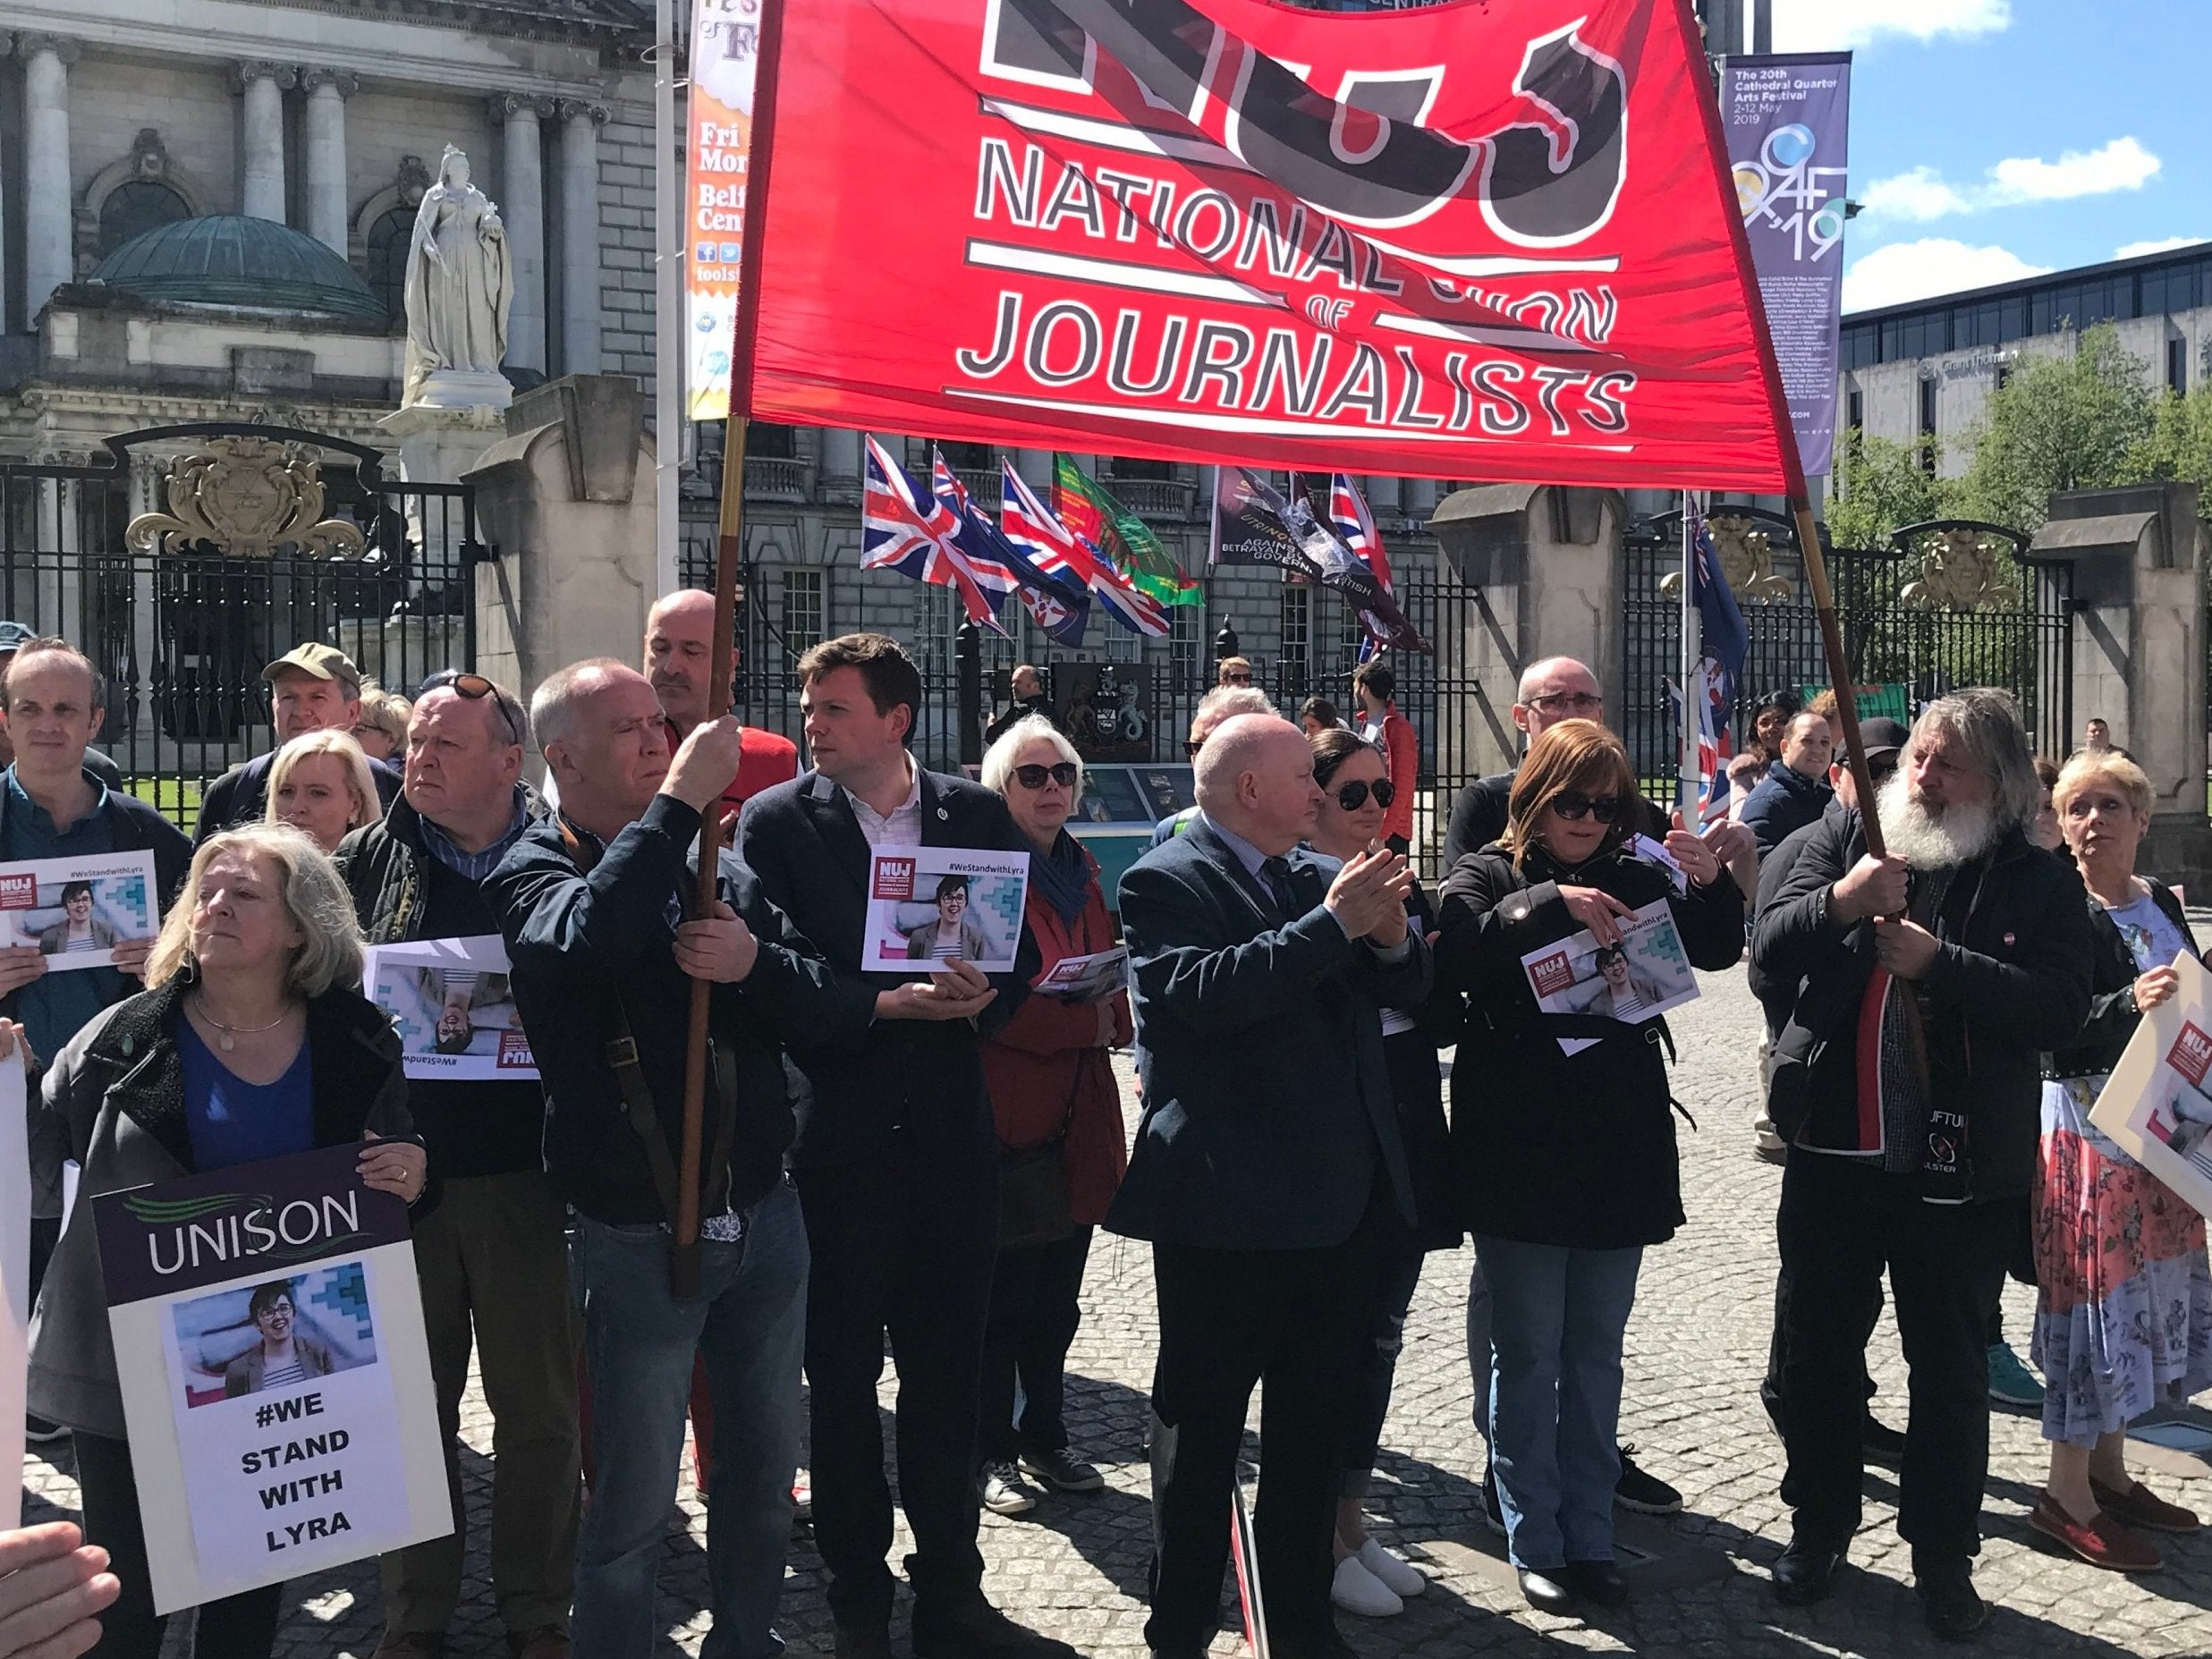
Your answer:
[96,1145,452,1612]
[1,1052,26,1528]
[1520,898,1700,1055]
[862,846,1030,975]
[362,935,537,1080]
[1035,945,1128,1003]
[2089,951,2212,1218]
[0,849,157,972]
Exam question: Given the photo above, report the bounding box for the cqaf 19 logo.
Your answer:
[1733,124,1846,263]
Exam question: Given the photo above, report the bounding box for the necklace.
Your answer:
[192,995,291,1053]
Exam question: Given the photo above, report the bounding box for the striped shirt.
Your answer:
[260,1359,308,1391]
[418,789,531,882]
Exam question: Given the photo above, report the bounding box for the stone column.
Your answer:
[1363,474,1403,518]
[299,69,354,257]
[822,428,864,502]
[495,93,551,376]
[21,34,77,319]
[556,99,606,376]
[1403,476,1438,518]
[235,60,293,222]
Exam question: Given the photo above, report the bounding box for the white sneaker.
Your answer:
[1357,1536,1427,1598]
[1329,1552,1404,1617]
[979,1460,1038,1517]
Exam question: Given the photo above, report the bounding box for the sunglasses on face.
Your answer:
[1013,762,1080,791]
[1327,777,1395,812]
[1549,791,1624,823]
[1183,739,1204,758]
[418,668,523,745]
[1221,673,1253,687]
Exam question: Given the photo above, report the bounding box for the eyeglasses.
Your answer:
[1549,792,1624,823]
[1326,777,1395,812]
[1526,691,1604,716]
[1183,739,1204,759]
[418,668,523,745]
[1013,762,1079,791]
[1221,672,1253,687]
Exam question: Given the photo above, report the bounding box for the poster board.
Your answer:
[1035,946,1128,1003]
[863,846,1030,975]
[0,850,157,972]
[1520,899,1699,1055]
[362,935,537,1081]
[95,1143,452,1612]
[2089,952,2212,1217]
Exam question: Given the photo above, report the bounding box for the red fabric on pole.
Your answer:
[742,0,1791,490]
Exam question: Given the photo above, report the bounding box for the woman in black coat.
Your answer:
[1434,720,1743,1613]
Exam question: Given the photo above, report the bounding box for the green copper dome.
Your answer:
[90,215,386,325]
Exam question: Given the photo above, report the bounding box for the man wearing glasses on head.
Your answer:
[334,669,582,1659]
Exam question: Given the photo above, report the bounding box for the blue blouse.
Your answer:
[177,1014,315,1172]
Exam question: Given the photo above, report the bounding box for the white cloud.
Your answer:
[2114,236,2207,260]
[1985,138,2161,206]
[1771,0,2010,50]
[1860,138,2162,224]
[1843,239,2052,313]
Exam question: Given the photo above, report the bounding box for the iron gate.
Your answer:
[0,422,481,827]
[1620,519,2075,788]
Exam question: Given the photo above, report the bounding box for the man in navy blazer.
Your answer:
[1110,714,1428,1659]
[734,634,1066,1659]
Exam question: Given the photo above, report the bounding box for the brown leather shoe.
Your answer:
[371,1636,445,1659]
[2029,1494,2161,1572]
[2092,1475,2202,1533]
[506,1628,569,1659]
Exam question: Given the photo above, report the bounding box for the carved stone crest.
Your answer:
[1659,514,1795,603]
[1900,526,2013,612]
[124,437,369,559]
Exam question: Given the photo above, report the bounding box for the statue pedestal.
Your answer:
[406,368,513,413]
[381,402,508,563]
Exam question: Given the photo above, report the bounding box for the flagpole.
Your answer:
[1678,491,1700,821]
[651,0,681,598]
[671,0,790,1298]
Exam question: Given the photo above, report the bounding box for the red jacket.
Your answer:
[1368,702,1419,844]
[664,718,800,817]
[981,848,1132,1226]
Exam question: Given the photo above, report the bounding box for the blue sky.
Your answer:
[1768,0,2212,312]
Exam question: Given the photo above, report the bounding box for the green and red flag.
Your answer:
[1052,455,1202,608]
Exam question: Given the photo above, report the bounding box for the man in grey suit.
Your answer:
[1108,715,1428,1659]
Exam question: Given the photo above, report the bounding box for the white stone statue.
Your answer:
[401,145,513,408]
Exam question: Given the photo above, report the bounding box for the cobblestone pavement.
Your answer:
[26,962,2212,1656]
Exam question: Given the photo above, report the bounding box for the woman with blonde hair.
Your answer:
[351,679,413,763]
[15,822,421,1657]
[2028,750,2212,1571]
[267,728,381,854]
[1434,720,1743,1613]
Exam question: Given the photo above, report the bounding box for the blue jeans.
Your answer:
[571,1179,809,1659]
[1475,1234,1643,1570]
[1343,1234,1426,1496]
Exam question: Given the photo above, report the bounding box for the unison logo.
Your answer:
[123,1189,370,1279]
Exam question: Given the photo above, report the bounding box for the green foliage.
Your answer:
[1954,326,2156,532]
[2128,381,2212,497]
[1824,432,1958,549]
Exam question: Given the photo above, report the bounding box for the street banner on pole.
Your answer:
[743,0,1793,489]
[684,0,766,420]
[1718,52,1851,479]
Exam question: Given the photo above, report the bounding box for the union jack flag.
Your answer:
[932,449,1089,648]
[1003,461,1169,638]
[861,436,1008,631]
[1327,474,1401,651]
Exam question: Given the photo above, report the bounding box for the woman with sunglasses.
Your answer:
[1305,728,1462,1618]
[1434,719,1743,1613]
[972,715,1131,1516]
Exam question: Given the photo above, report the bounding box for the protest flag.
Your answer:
[1052,456,1202,609]
[1210,469,1430,654]
[1328,475,1402,648]
[1685,496,1748,810]
[932,448,1091,648]
[1003,462,1170,638]
[861,436,1010,632]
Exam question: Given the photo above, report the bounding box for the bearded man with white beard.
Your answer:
[1750,688,2093,1641]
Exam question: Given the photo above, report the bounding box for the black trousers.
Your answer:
[1146,1194,1385,1654]
[793,1136,998,1625]
[1776,1154,2013,1562]
[73,1431,284,1658]
[978,1228,1093,1465]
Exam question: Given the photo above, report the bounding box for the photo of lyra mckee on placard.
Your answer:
[361,935,538,1081]
[860,845,1030,976]
[0,849,157,973]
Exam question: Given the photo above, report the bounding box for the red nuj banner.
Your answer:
[743,0,1792,491]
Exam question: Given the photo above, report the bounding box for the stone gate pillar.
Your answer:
[2029,481,2211,880]
[1427,485,1626,780]
[464,375,658,769]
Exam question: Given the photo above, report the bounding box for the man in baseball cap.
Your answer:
[192,641,401,843]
